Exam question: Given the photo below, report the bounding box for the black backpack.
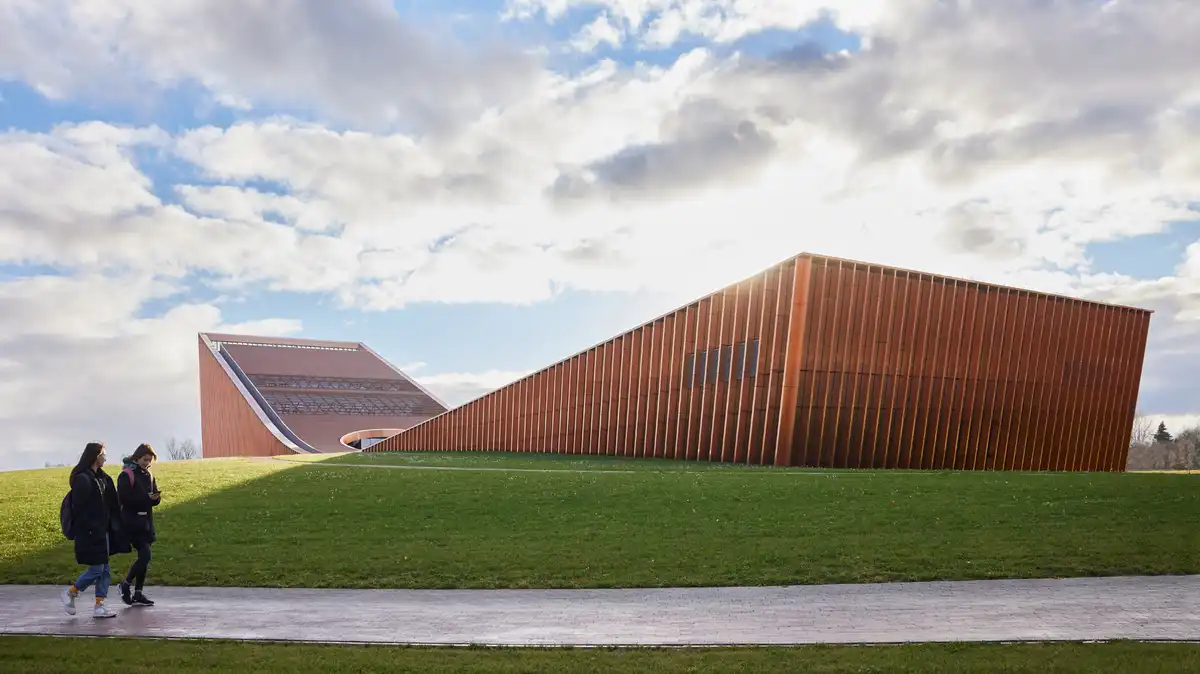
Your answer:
[60,491,74,540]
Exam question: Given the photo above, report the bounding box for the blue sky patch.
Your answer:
[1085,221,1200,279]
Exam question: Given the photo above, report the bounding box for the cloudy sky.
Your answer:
[2,0,1199,469]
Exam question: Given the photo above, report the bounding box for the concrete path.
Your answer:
[2,575,1198,646]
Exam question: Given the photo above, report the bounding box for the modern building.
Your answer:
[198,332,447,457]
[371,253,1153,471]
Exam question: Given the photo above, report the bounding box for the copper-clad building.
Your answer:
[371,253,1153,471]
[198,333,447,457]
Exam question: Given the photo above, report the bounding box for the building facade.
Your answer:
[198,333,447,457]
[371,253,1152,471]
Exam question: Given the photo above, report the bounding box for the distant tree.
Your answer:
[1154,422,1173,444]
[1130,414,1154,446]
[165,436,200,461]
[1176,427,1200,470]
[1127,424,1200,471]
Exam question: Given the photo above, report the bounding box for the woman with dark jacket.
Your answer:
[117,443,161,606]
[61,442,131,619]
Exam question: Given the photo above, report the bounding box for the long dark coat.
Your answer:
[118,461,160,546]
[70,468,131,565]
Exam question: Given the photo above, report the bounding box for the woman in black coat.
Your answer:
[117,443,162,606]
[61,442,130,619]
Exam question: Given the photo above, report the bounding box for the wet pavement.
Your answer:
[2,575,1197,646]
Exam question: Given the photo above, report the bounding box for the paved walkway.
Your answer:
[2,575,1197,646]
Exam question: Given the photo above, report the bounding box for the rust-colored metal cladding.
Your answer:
[197,333,446,457]
[371,253,1153,471]
[198,337,290,458]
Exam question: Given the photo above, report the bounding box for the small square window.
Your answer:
[683,353,695,389]
[708,349,720,387]
[734,342,746,380]
[696,350,708,386]
[720,345,733,382]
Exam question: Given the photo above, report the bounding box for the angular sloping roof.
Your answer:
[198,333,447,455]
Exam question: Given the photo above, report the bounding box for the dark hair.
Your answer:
[126,443,158,464]
[70,442,105,484]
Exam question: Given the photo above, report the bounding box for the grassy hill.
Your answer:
[1,453,1197,589]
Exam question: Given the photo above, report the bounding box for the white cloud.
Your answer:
[0,273,301,471]
[3,0,1200,467]
[1146,414,1200,435]
[505,0,888,48]
[0,0,538,130]
[0,123,370,293]
[176,185,336,234]
[415,369,530,407]
[571,12,625,52]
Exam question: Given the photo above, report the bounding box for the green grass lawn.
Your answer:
[2,637,1198,673]
[1,453,1197,589]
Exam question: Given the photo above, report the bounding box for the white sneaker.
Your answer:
[93,603,116,619]
[61,589,76,616]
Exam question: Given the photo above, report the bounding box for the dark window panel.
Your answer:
[747,339,760,378]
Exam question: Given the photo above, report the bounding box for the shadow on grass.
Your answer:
[2,453,1198,590]
[0,459,299,586]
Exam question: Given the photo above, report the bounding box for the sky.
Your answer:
[2,0,1200,470]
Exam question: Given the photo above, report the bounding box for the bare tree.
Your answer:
[164,436,200,461]
[1129,413,1154,447]
[1127,425,1200,471]
[1175,427,1200,470]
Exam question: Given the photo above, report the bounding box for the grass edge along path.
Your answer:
[2,636,1199,674]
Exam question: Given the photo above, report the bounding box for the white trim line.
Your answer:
[210,340,357,352]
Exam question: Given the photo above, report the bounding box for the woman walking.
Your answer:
[61,442,130,618]
[117,443,161,606]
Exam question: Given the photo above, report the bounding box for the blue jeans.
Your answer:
[74,564,111,599]
[73,534,110,599]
